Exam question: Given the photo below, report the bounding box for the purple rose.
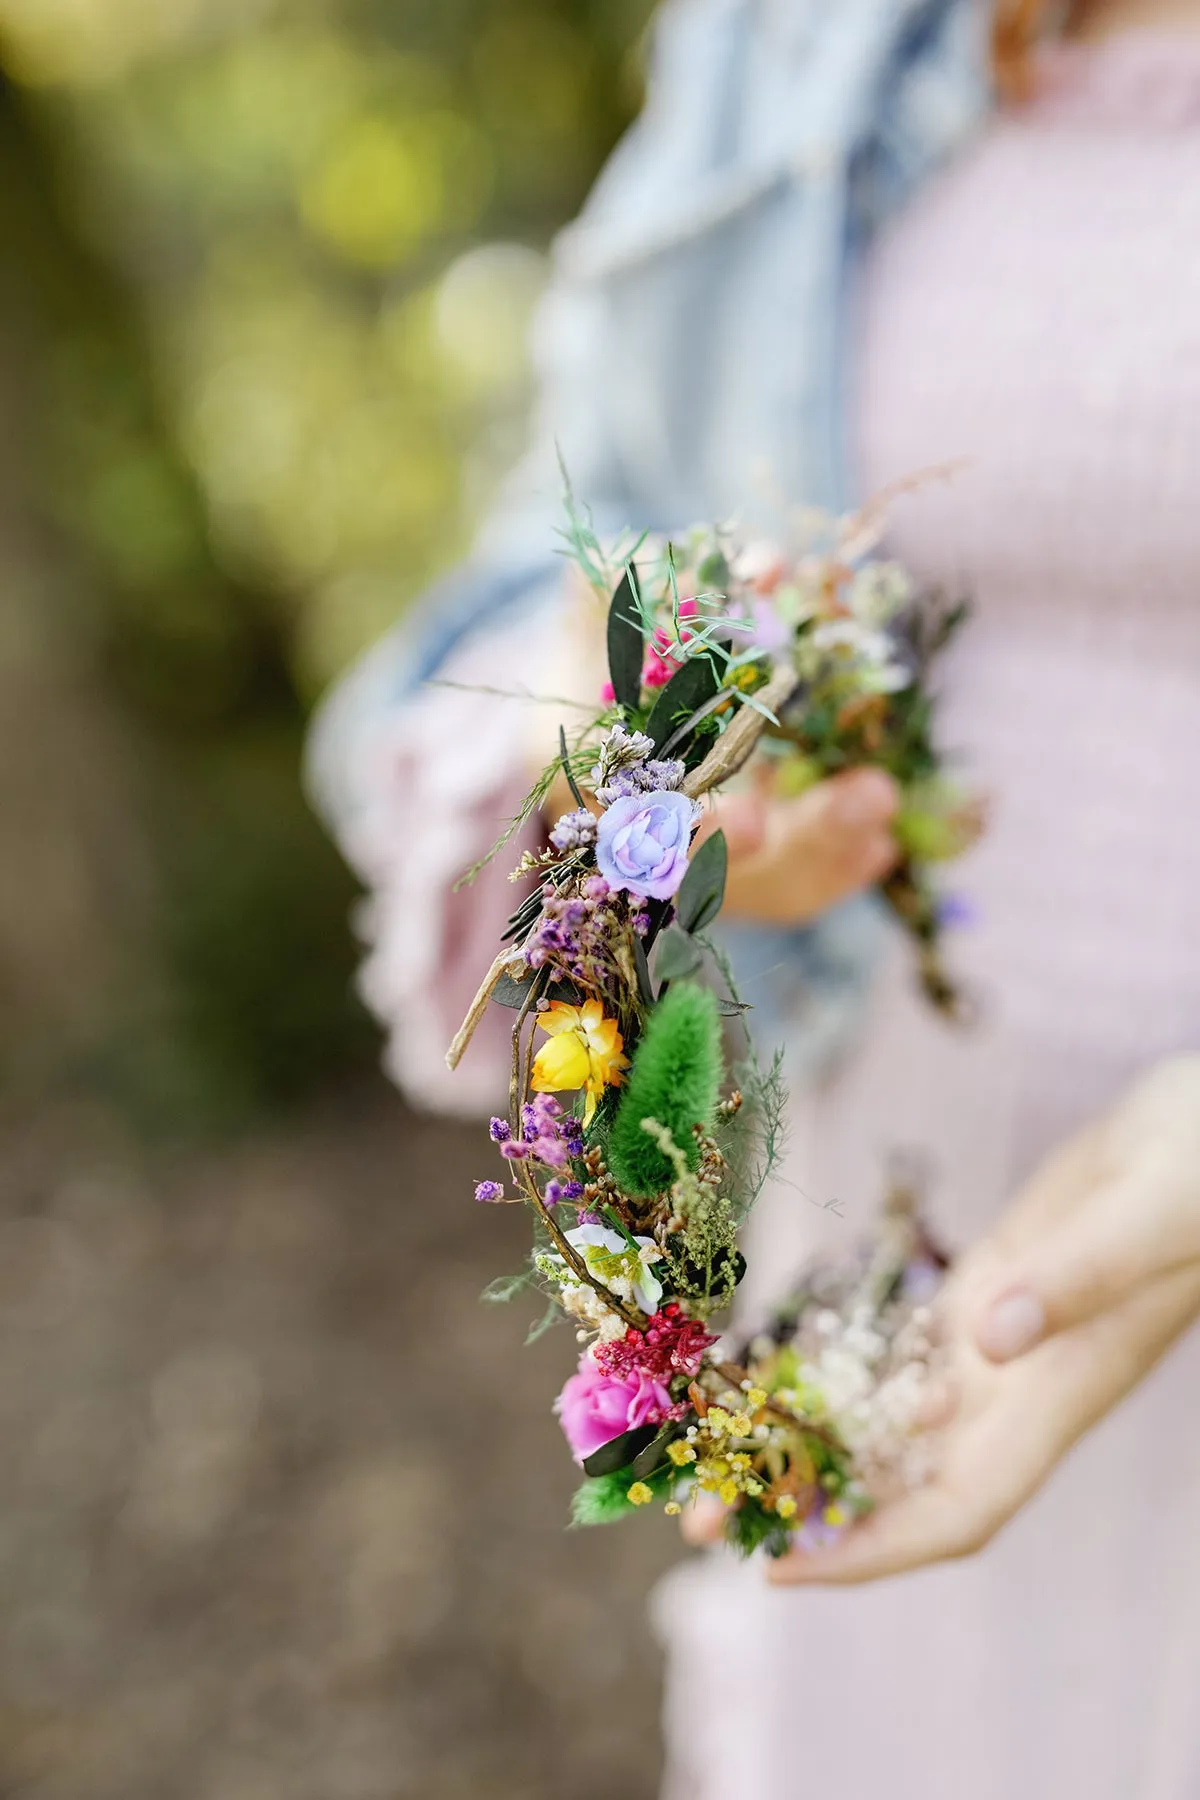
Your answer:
[554,1354,674,1465]
[594,789,700,901]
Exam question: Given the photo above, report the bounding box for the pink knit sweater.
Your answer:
[657,32,1200,1800]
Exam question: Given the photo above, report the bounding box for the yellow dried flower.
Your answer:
[705,1407,732,1437]
[745,1387,768,1409]
[776,1495,798,1520]
[664,1501,682,1516]
[718,1479,740,1506]
[730,1412,753,1436]
[531,1000,628,1124]
[823,1504,847,1527]
[667,1441,697,1466]
[728,1453,752,1472]
[627,1482,654,1507]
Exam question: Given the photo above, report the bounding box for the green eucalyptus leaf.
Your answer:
[653,922,704,984]
[480,1271,533,1304]
[525,1298,562,1345]
[676,829,727,934]
[606,565,645,713]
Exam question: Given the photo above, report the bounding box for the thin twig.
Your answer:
[508,969,546,1125]
[445,946,524,1071]
[516,1160,647,1331]
[713,1360,842,1451]
[426,678,597,710]
[681,665,799,799]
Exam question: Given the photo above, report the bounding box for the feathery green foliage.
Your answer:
[724,1496,792,1559]
[607,982,723,1196]
[570,1465,673,1527]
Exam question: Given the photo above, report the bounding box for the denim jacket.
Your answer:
[310,0,992,1072]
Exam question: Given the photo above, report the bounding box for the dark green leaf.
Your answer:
[724,1495,792,1560]
[632,934,655,1008]
[630,1422,687,1480]
[493,971,537,1008]
[606,565,644,713]
[581,1423,660,1478]
[676,829,727,934]
[493,972,576,1009]
[559,724,586,809]
[645,651,723,755]
[653,922,704,984]
[697,548,731,589]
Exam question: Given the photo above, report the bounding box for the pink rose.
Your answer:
[554,1354,674,1465]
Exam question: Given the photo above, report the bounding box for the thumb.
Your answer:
[696,790,767,861]
[973,1169,1181,1362]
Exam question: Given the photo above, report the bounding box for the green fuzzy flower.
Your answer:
[571,1466,673,1527]
[607,982,723,1197]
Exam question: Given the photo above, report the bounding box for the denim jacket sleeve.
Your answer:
[308,0,990,1074]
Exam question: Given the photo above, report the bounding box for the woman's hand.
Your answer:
[760,1056,1200,1585]
[543,763,900,930]
[535,573,901,930]
[697,765,901,927]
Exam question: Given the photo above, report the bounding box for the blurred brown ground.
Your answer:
[0,1081,677,1800]
[0,13,674,1794]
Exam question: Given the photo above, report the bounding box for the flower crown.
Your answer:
[446,497,973,1552]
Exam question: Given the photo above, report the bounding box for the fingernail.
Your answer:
[977,1287,1045,1362]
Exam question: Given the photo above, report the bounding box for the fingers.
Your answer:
[975,1168,1200,1361]
[768,1261,1200,1588]
[820,765,901,831]
[679,1493,727,1548]
[695,790,768,861]
[971,1065,1200,1365]
[765,1482,990,1587]
[720,767,901,925]
[796,770,901,898]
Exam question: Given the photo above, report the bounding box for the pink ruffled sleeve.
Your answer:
[311,610,550,1117]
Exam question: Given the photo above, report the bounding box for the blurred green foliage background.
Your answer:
[0,0,652,1133]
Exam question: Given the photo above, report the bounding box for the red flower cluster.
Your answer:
[593,1302,716,1386]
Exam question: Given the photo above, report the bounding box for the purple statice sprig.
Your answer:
[523,875,629,992]
[549,808,596,853]
[493,1094,585,1182]
[590,723,685,808]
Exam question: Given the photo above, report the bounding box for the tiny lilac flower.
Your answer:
[937,892,979,930]
[550,808,597,853]
[489,1118,511,1143]
[474,1180,505,1204]
[595,789,701,901]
